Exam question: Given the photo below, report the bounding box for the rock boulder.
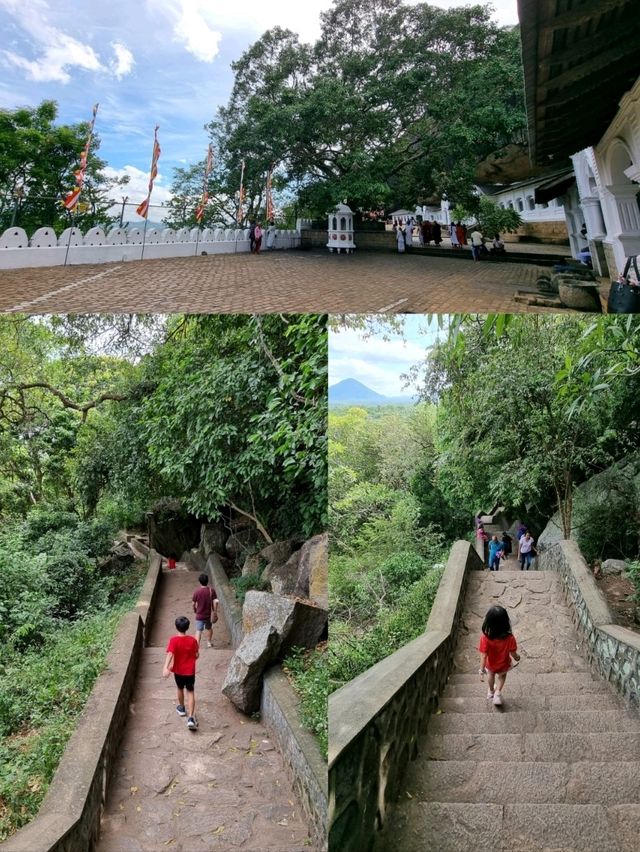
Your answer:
[294,533,328,609]
[265,548,301,596]
[242,590,327,655]
[221,624,281,713]
[601,559,627,576]
[201,522,227,557]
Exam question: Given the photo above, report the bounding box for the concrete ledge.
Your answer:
[328,542,483,852]
[205,553,243,648]
[134,549,162,645]
[1,554,163,852]
[208,553,327,848]
[541,540,640,707]
[261,668,328,848]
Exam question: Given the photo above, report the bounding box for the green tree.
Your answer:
[206,2,526,216]
[423,315,640,537]
[0,100,127,235]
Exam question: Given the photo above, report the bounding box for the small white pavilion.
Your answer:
[327,202,356,253]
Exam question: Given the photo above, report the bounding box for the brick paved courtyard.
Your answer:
[0,250,571,314]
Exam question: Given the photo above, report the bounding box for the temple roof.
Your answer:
[517,0,640,165]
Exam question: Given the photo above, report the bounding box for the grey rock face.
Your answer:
[243,591,327,655]
[601,558,627,576]
[221,623,281,713]
[200,522,227,557]
[294,533,328,608]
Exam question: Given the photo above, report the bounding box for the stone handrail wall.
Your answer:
[0,225,300,270]
[328,541,483,852]
[1,550,163,852]
[540,540,640,707]
[192,551,328,849]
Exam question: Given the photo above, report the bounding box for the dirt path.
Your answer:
[98,564,314,851]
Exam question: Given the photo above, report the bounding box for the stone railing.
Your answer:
[328,541,483,851]
[1,551,163,852]
[540,540,640,707]
[0,225,300,270]
[185,549,328,849]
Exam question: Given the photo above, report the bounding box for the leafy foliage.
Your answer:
[283,645,328,759]
[207,3,526,216]
[0,100,128,235]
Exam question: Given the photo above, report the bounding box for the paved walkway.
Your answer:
[375,566,640,852]
[98,565,314,851]
[0,251,566,314]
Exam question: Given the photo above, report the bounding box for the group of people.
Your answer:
[162,572,219,731]
[248,220,277,253]
[393,219,507,261]
[476,517,537,571]
[394,217,443,252]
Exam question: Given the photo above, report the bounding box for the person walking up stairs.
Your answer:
[375,569,640,851]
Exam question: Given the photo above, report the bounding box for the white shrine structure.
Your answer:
[327,203,356,253]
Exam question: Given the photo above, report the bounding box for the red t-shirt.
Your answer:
[192,585,216,620]
[166,634,199,676]
[478,633,517,674]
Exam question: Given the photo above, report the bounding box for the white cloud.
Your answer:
[0,0,103,83]
[153,0,222,62]
[103,164,173,210]
[110,42,134,79]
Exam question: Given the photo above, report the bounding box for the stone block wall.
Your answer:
[205,551,328,848]
[540,540,640,706]
[328,541,483,851]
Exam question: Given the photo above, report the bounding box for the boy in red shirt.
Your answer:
[162,616,199,730]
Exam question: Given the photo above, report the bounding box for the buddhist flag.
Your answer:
[237,159,246,224]
[266,165,275,222]
[63,102,99,212]
[136,125,161,219]
[195,144,213,223]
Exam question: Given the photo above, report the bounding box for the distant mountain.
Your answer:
[329,379,386,404]
[329,378,414,406]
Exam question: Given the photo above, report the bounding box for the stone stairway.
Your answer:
[375,567,640,852]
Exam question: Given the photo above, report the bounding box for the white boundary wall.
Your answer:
[0,226,301,270]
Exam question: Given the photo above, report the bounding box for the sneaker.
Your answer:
[487,689,494,699]
[187,716,198,730]
[176,705,187,717]
[206,642,212,648]
[493,693,503,706]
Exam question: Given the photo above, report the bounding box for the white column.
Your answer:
[580,196,607,240]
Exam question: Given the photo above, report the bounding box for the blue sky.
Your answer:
[0,1,518,209]
[329,315,447,398]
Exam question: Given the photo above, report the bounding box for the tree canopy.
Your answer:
[208,1,526,217]
[0,100,127,235]
[0,314,327,541]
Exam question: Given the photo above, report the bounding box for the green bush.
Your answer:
[0,602,134,840]
[283,646,328,759]
[626,560,640,603]
[329,564,444,691]
[230,570,269,603]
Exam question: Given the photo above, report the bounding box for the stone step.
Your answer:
[439,692,622,713]
[428,709,640,735]
[449,670,600,686]
[377,802,640,852]
[424,732,640,763]
[444,672,607,695]
[408,760,640,805]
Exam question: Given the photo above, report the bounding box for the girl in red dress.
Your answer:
[478,605,520,706]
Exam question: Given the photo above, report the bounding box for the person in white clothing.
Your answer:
[470,229,484,262]
[518,531,536,570]
[265,221,277,250]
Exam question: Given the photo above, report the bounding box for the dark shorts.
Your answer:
[196,619,212,631]
[174,673,195,691]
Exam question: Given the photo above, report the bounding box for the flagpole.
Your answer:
[137,125,160,262]
[63,213,75,267]
[141,216,149,261]
[238,159,245,225]
[62,102,99,266]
